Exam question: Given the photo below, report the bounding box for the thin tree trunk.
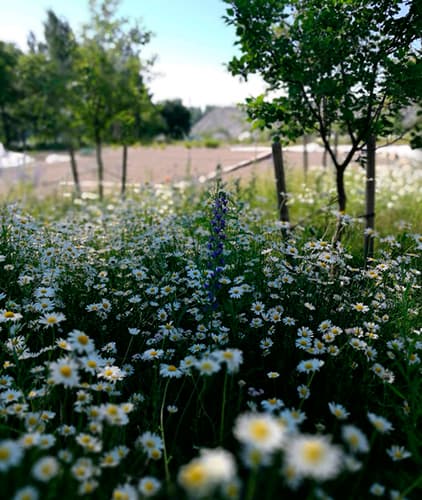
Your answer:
[364,135,376,265]
[332,165,347,243]
[322,145,328,168]
[95,133,104,201]
[69,145,81,197]
[303,134,309,182]
[334,131,339,165]
[272,141,289,223]
[336,166,347,213]
[0,108,12,149]
[121,143,128,199]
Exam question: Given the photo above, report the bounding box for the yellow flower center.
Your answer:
[181,462,206,487]
[249,420,270,441]
[75,466,86,477]
[41,464,53,475]
[348,435,359,447]
[302,441,324,463]
[60,365,72,377]
[113,492,129,500]
[78,335,89,345]
[4,311,15,318]
[0,447,10,460]
[143,481,154,492]
[107,405,119,416]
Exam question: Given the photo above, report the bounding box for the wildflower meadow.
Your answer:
[0,164,421,500]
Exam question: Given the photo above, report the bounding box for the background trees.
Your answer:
[159,99,192,140]
[74,0,154,199]
[0,42,22,148]
[0,0,157,199]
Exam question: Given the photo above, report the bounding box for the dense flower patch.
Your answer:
[0,180,421,499]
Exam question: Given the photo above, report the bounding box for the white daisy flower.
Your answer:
[138,476,161,497]
[341,425,369,454]
[367,412,394,434]
[38,312,66,327]
[12,486,39,500]
[0,439,23,471]
[49,358,80,387]
[386,445,411,461]
[31,456,60,482]
[284,434,343,481]
[233,412,286,452]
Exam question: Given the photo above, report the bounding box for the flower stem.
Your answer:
[245,469,258,500]
[160,379,171,484]
[122,336,134,365]
[401,474,422,498]
[219,370,228,444]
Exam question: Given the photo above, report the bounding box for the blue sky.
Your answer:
[0,0,265,107]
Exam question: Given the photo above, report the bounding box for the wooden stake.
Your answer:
[272,141,289,222]
[364,134,376,265]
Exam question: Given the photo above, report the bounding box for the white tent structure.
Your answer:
[0,142,35,168]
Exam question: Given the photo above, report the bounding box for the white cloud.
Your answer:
[1,25,34,50]
[149,62,267,108]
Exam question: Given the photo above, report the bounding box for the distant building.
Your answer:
[191,106,253,141]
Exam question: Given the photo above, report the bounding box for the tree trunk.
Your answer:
[334,131,339,165]
[364,135,376,265]
[303,134,309,182]
[69,145,81,198]
[121,143,128,199]
[272,141,289,223]
[322,146,328,168]
[0,107,12,149]
[332,165,347,243]
[95,133,104,201]
[336,166,347,213]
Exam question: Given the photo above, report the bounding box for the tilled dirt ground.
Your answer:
[0,145,326,199]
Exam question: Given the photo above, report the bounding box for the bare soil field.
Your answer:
[0,144,325,199]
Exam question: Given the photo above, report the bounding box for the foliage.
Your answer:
[224,0,422,211]
[0,41,22,147]
[159,99,192,140]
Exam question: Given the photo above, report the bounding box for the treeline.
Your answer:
[0,0,200,198]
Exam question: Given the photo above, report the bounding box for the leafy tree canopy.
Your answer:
[225,0,421,156]
[159,99,192,140]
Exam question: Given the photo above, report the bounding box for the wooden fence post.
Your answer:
[364,134,376,265]
[272,141,289,223]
